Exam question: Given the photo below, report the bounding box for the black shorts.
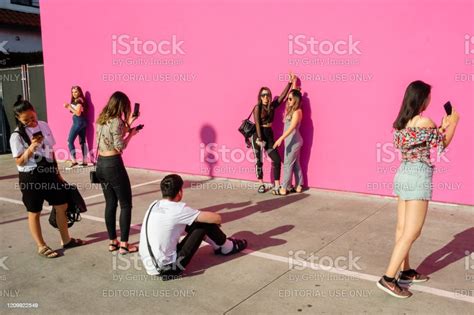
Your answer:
[18,164,68,213]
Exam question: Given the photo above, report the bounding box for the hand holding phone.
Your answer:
[443,101,452,115]
[32,131,43,139]
[133,103,140,117]
[31,131,44,149]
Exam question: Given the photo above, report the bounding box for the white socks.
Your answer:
[220,239,234,254]
[204,236,220,250]
[204,237,233,254]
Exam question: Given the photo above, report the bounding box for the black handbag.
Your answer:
[90,170,99,184]
[49,183,87,228]
[238,107,257,139]
[90,126,102,184]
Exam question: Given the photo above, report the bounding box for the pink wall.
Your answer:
[40,0,474,205]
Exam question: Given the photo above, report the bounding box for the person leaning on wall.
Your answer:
[95,91,142,255]
[251,72,297,195]
[272,78,304,195]
[10,100,85,258]
[64,85,89,168]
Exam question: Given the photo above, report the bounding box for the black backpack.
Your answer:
[49,183,87,228]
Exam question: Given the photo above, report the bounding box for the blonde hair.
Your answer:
[284,89,302,121]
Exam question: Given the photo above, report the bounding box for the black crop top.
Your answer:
[253,82,292,140]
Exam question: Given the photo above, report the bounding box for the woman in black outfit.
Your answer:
[252,73,296,194]
[10,100,84,258]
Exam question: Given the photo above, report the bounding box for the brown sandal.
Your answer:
[109,241,119,252]
[38,245,58,258]
[119,244,138,255]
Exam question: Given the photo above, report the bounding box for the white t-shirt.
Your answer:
[9,121,56,172]
[139,199,200,275]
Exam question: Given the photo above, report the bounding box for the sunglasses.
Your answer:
[260,93,270,98]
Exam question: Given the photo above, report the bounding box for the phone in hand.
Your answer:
[443,101,452,115]
[133,103,140,117]
[135,124,144,131]
[32,131,43,139]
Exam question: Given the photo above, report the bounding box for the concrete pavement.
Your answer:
[0,154,473,314]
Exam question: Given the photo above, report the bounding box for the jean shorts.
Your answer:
[394,161,433,201]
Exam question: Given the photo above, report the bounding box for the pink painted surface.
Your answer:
[40,0,474,205]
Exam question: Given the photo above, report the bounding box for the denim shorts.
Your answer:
[394,161,433,201]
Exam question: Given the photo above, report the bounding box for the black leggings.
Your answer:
[96,155,132,242]
[251,127,281,181]
[160,222,227,276]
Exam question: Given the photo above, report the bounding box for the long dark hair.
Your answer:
[14,95,23,106]
[13,99,35,133]
[393,80,431,130]
[257,87,272,107]
[97,91,131,125]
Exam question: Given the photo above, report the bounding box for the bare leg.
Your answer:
[395,198,411,271]
[384,200,428,278]
[55,203,71,245]
[28,212,46,248]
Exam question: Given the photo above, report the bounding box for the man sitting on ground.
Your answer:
[139,174,247,279]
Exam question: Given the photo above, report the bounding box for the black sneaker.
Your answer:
[376,277,412,298]
[398,269,429,284]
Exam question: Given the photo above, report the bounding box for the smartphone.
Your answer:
[133,103,140,117]
[443,101,452,115]
[135,124,144,131]
[32,131,43,139]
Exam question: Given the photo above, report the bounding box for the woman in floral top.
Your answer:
[377,81,460,299]
[96,91,142,255]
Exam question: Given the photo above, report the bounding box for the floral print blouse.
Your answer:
[393,127,446,166]
[96,117,127,152]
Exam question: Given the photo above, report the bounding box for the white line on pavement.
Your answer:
[243,249,474,304]
[1,193,473,304]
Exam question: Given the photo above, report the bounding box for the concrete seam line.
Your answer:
[0,199,473,303]
[243,249,474,304]
[224,269,291,314]
[82,178,162,201]
[298,201,389,260]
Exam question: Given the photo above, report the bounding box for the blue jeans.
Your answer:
[68,116,87,160]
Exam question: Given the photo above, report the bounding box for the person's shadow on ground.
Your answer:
[84,91,96,163]
[416,227,474,276]
[201,193,308,223]
[83,196,258,246]
[183,224,295,278]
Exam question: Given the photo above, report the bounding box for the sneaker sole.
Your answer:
[398,278,429,284]
[376,281,411,299]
